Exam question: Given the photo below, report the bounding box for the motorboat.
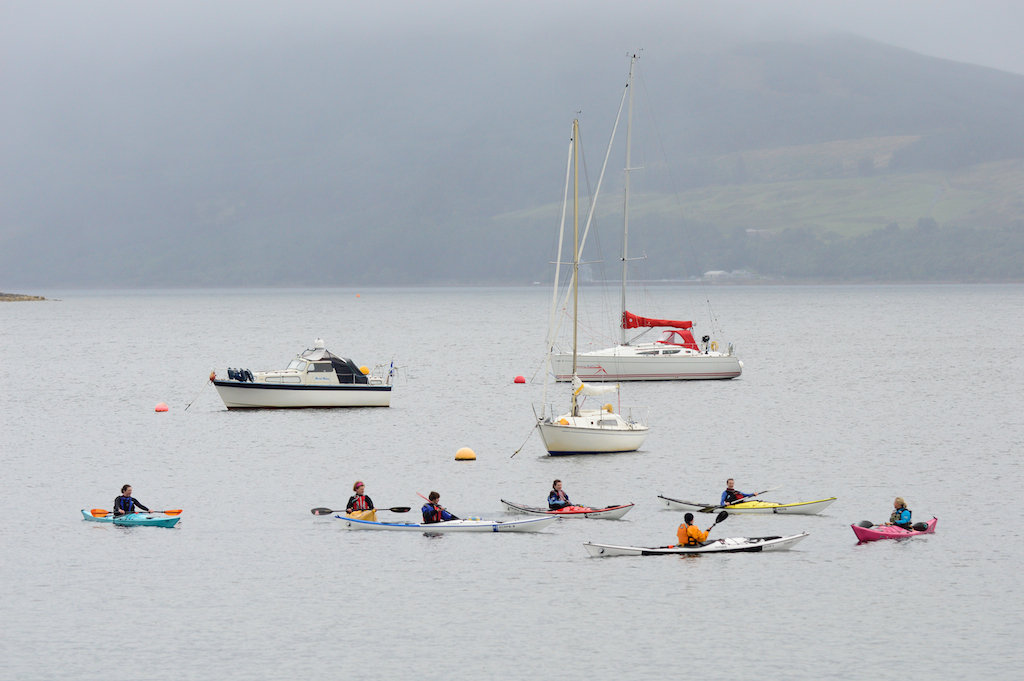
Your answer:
[211,339,393,409]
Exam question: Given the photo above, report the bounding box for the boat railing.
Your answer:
[533,402,649,427]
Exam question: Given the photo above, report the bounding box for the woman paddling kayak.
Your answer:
[886,497,912,529]
[346,481,374,513]
[113,484,150,516]
[548,479,572,510]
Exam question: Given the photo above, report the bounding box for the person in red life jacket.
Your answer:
[676,512,710,546]
[346,481,374,514]
[113,484,150,516]
[720,478,758,506]
[547,479,572,510]
[421,491,458,524]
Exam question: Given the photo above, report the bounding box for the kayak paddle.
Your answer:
[706,510,729,533]
[90,508,182,517]
[857,519,930,532]
[310,506,411,515]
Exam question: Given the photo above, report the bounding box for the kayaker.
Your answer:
[548,479,572,510]
[346,481,374,513]
[886,497,912,529]
[677,513,710,546]
[720,478,757,506]
[422,491,458,524]
[113,484,150,516]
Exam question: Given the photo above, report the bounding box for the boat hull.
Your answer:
[213,380,391,408]
[658,495,837,515]
[584,533,809,556]
[335,515,557,532]
[500,499,634,519]
[81,510,180,527]
[551,350,741,382]
[851,517,937,542]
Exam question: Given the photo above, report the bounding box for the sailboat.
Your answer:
[549,54,743,382]
[536,118,649,456]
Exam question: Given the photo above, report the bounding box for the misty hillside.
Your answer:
[3,31,1024,287]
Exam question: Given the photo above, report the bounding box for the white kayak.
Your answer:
[335,515,557,532]
[658,495,837,515]
[500,499,634,520]
[583,533,809,556]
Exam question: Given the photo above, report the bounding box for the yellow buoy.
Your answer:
[603,403,614,413]
[360,366,370,375]
[455,447,477,461]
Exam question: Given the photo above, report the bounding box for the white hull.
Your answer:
[536,409,648,455]
[551,349,741,381]
[658,495,837,515]
[583,533,809,556]
[335,515,556,532]
[500,500,634,519]
[213,381,391,408]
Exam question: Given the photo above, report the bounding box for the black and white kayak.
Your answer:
[583,533,809,556]
[500,499,634,520]
[335,515,557,532]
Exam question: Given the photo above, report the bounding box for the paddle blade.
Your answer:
[90,508,111,517]
[856,520,874,528]
[388,506,411,513]
[716,511,729,523]
[161,509,183,516]
[912,522,929,531]
[310,507,335,515]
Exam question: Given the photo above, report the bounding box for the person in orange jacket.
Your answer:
[677,512,710,546]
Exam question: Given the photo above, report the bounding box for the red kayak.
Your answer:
[851,517,937,542]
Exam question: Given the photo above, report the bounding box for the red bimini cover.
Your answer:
[621,310,693,330]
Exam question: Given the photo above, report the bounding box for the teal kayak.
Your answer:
[81,509,181,528]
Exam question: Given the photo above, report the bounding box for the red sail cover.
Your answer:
[621,311,693,330]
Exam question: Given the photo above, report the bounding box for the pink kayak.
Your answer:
[851,517,937,542]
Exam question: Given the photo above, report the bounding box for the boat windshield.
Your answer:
[286,359,308,371]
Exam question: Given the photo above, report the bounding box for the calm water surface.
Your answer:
[1,285,1022,679]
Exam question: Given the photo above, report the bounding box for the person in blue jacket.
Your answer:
[422,491,458,524]
[113,484,150,516]
[548,479,572,510]
[887,497,912,529]
[720,478,758,506]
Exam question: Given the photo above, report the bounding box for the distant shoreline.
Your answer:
[0,292,46,301]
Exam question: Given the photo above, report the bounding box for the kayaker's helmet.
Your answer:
[684,513,694,524]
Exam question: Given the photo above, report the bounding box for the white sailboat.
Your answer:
[550,54,743,382]
[536,118,649,456]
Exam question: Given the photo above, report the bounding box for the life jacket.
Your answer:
[114,495,135,515]
[724,489,745,504]
[890,507,912,527]
[350,494,371,511]
[422,503,442,524]
[678,522,708,546]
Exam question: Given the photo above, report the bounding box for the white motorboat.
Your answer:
[550,54,741,382]
[211,339,393,409]
[535,116,649,455]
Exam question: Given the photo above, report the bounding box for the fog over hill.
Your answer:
[3,3,1024,287]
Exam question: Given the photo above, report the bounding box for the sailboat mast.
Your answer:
[571,118,580,416]
[620,54,637,346]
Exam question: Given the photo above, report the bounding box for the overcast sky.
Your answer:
[3,0,1024,75]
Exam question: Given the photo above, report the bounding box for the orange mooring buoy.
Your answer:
[155,402,169,412]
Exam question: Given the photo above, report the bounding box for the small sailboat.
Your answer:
[536,118,649,456]
[549,54,742,382]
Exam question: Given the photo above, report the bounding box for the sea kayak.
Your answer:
[583,533,809,557]
[658,495,837,515]
[335,515,557,532]
[500,499,634,520]
[851,517,937,542]
[81,509,181,528]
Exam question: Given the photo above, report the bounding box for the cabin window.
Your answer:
[310,363,333,372]
[638,350,659,356]
[598,419,618,427]
[287,359,308,371]
[661,349,681,355]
